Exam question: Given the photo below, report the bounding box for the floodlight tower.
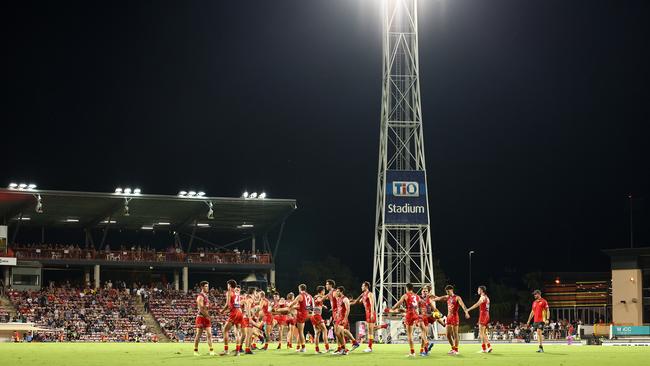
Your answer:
[373,0,435,323]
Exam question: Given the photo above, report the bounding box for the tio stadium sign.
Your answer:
[385,170,428,225]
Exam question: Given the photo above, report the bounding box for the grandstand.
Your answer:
[542,272,612,324]
[0,187,295,341]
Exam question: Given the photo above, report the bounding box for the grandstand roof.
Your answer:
[0,188,296,233]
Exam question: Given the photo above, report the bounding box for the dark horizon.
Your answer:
[5,0,650,293]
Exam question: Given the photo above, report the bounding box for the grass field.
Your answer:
[1,343,649,366]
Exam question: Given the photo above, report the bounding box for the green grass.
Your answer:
[1,342,649,366]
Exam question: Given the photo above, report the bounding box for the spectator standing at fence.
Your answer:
[526,289,549,353]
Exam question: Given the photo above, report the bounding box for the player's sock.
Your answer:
[482,343,486,351]
[487,343,491,349]
[301,344,305,350]
[194,348,198,352]
[315,346,320,352]
[368,337,373,349]
[325,344,330,351]
[453,346,458,352]
[410,348,415,355]
[420,347,424,353]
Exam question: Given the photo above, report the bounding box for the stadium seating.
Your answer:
[8,287,155,342]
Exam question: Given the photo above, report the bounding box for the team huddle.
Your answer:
[193,279,549,357]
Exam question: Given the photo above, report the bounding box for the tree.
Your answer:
[285,256,360,296]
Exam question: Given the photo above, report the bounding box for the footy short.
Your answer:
[311,314,324,326]
[404,312,419,326]
[264,313,274,325]
[365,311,377,323]
[228,310,243,326]
[195,316,211,329]
[446,315,459,326]
[479,313,490,326]
[532,322,545,330]
[421,315,435,326]
[296,311,308,324]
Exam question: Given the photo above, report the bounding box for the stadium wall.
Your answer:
[612,269,643,325]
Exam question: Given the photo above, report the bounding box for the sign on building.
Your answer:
[384,170,429,224]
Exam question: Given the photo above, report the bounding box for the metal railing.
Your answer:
[12,248,270,265]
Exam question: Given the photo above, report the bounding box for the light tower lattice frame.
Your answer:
[372,0,435,325]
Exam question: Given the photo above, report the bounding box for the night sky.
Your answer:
[5,1,650,291]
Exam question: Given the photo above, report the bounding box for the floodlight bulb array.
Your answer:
[8,182,37,191]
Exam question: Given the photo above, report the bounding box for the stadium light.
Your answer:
[242,191,249,198]
[141,225,154,230]
[157,222,170,226]
[259,192,266,199]
[250,192,258,199]
[115,187,141,195]
[178,189,207,198]
[237,223,254,229]
[65,218,80,223]
[100,219,117,224]
[197,223,210,227]
[9,182,37,191]
[14,216,31,221]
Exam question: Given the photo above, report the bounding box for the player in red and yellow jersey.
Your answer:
[325,279,357,353]
[312,286,330,353]
[325,279,339,325]
[193,281,214,356]
[350,281,377,353]
[388,283,421,357]
[241,287,258,354]
[259,291,273,350]
[220,280,243,356]
[418,285,442,356]
[271,293,287,349]
[285,284,314,352]
[431,285,470,355]
[285,292,297,348]
[466,285,492,353]
[334,286,360,355]
[526,289,549,353]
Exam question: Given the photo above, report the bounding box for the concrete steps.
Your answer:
[0,294,18,320]
[134,297,169,342]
